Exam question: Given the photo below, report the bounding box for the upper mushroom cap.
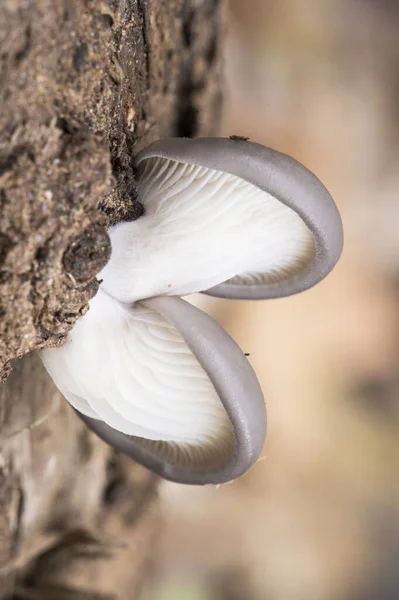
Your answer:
[41,290,266,485]
[130,136,343,300]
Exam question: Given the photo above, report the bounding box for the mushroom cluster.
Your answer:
[41,137,343,485]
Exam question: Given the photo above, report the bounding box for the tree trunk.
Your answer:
[0,1,225,597]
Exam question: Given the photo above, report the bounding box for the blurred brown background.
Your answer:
[143,2,399,599]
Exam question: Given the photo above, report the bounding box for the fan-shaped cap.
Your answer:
[41,291,266,485]
[131,137,343,300]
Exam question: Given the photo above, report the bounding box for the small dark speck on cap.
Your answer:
[230,135,250,141]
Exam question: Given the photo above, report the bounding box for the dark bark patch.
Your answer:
[0,233,13,269]
[102,475,132,507]
[0,300,6,320]
[182,3,195,47]
[14,25,31,66]
[72,44,88,71]
[206,31,218,66]
[0,146,34,177]
[63,225,111,284]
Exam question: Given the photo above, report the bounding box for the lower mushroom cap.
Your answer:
[41,291,266,485]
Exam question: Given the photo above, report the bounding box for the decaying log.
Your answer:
[0,0,225,597]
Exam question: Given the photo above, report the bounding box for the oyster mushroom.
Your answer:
[41,290,266,485]
[99,137,343,301]
[40,136,344,486]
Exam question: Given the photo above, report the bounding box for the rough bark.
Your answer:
[0,0,225,597]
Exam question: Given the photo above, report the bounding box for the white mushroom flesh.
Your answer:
[41,289,234,467]
[99,157,316,302]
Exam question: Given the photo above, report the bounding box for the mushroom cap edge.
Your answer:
[136,137,344,300]
[77,295,267,485]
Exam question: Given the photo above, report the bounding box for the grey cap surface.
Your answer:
[136,137,344,299]
[77,295,266,485]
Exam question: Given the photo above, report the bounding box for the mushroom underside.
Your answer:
[138,156,317,286]
[99,156,317,304]
[41,290,237,471]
